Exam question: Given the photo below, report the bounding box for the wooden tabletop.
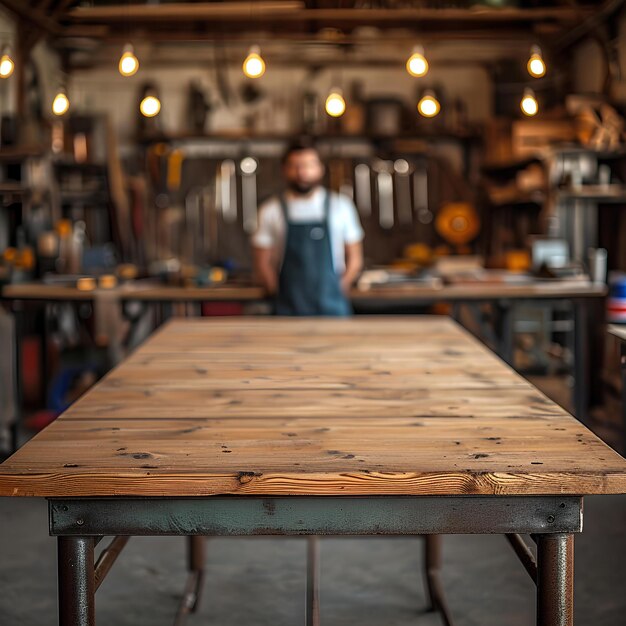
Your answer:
[1,316,626,498]
[2,280,607,303]
[1,282,266,302]
[609,324,626,343]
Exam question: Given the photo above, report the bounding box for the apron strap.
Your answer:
[323,189,331,222]
[279,194,290,224]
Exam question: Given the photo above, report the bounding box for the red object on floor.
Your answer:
[201,302,244,316]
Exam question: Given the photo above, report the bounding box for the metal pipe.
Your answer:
[423,535,454,626]
[306,536,320,626]
[536,534,574,626]
[94,536,129,592]
[505,534,538,584]
[58,536,95,626]
[174,537,206,626]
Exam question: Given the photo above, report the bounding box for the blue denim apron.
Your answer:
[275,190,351,317]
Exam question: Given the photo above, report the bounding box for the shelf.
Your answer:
[0,145,46,163]
[557,185,626,203]
[0,183,29,196]
[139,131,482,146]
[482,156,541,177]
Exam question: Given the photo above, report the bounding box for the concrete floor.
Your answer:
[1,495,625,626]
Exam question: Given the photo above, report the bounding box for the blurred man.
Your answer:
[252,140,364,316]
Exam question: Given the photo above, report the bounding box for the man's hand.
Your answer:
[341,241,364,294]
[253,246,279,295]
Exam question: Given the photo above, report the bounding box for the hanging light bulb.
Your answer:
[0,46,14,79]
[140,93,161,117]
[52,88,70,116]
[243,45,266,79]
[406,46,429,78]
[527,45,546,78]
[325,88,346,117]
[520,88,539,116]
[119,43,139,77]
[417,90,440,118]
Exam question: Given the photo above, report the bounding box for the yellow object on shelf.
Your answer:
[404,243,432,264]
[505,250,532,272]
[99,274,118,289]
[77,277,96,291]
[435,203,480,246]
[117,264,138,280]
[2,247,17,263]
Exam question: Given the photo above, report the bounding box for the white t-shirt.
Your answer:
[252,187,364,273]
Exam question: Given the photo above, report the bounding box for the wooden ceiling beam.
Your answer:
[52,0,79,19]
[58,28,538,45]
[0,0,61,34]
[66,1,305,23]
[64,4,593,25]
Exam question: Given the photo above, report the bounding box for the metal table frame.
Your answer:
[618,337,626,456]
[50,495,582,626]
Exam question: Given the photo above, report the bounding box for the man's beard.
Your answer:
[288,181,320,195]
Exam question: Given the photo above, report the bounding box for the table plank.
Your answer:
[1,316,625,497]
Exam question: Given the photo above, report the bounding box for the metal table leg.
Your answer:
[10,302,23,454]
[497,300,515,366]
[620,341,626,456]
[306,536,320,626]
[573,300,588,422]
[424,535,454,626]
[58,536,95,626]
[174,536,206,626]
[536,534,574,626]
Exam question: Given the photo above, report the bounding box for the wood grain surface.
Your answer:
[1,316,626,497]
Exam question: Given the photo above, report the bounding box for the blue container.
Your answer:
[608,277,626,323]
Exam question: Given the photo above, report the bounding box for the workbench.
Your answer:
[1,279,606,454]
[608,325,626,454]
[1,317,625,626]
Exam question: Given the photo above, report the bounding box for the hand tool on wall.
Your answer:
[413,165,432,225]
[219,159,237,224]
[166,149,185,193]
[354,163,372,217]
[394,159,412,226]
[185,187,203,265]
[240,156,258,235]
[374,160,394,229]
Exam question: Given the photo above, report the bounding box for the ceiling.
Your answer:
[0,1,622,70]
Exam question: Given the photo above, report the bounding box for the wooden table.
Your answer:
[1,317,625,626]
[609,325,626,454]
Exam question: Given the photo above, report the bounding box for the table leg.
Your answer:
[306,536,320,626]
[10,302,23,453]
[423,535,453,626]
[573,300,588,422]
[536,534,574,626]
[58,536,95,626]
[620,342,626,456]
[497,300,515,367]
[174,536,205,626]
